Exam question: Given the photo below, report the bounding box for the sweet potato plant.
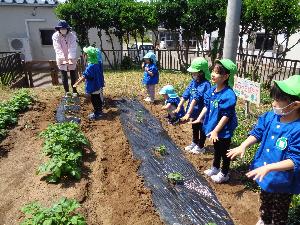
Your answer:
[168,172,184,185]
[38,122,90,183]
[21,198,86,225]
[0,89,33,140]
[154,145,167,156]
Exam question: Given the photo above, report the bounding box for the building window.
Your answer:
[40,29,55,45]
[255,33,274,50]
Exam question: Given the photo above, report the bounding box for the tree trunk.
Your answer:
[97,29,113,69]
[106,29,117,69]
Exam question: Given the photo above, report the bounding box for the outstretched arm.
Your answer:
[73,76,85,88]
[181,99,197,121]
[227,135,258,159]
[190,106,207,124]
[174,98,185,114]
[246,159,294,182]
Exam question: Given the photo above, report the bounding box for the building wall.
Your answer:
[0,5,121,63]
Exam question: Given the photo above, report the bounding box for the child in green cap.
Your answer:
[191,59,238,183]
[174,57,211,154]
[227,75,300,225]
[73,46,104,120]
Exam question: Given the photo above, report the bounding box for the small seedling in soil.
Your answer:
[65,98,76,105]
[154,145,167,156]
[168,172,184,185]
[65,92,72,97]
[136,110,144,123]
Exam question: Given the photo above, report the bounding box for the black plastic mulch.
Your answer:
[56,96,81,123]
[117,99,234,225]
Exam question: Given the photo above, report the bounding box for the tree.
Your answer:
[55,0,91,48]
[240,0,300,83]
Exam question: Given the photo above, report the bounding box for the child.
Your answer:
[159,85,185,124]
[73,46,104,120]
[142,52,159,103]
[191,59,238,183]
[175,57,211,154]
[227,75,300,225]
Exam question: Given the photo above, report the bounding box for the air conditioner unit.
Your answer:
[8,38,32,61]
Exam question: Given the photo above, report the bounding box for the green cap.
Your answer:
[187,57,211,81]
[83,46,98,64]
[215,58,237,87]
[274,75,300,98]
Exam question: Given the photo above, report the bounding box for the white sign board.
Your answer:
[233,76,261,105]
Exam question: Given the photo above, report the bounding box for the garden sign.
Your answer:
[233,76,261,116]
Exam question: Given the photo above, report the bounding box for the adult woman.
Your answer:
[52,20,78,95]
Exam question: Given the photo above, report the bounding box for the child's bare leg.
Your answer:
[148,84,155,101]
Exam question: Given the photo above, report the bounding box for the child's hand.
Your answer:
[227,146,246,159]
[208,130,219,143]
[68,59,73,65]
[189,118,200,124]
[246,165,271,182]
[73,83,77,88]
[173,108,180,114]
[62,60,68,65]
[181,113,190,122]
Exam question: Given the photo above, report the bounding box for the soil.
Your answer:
[0,85,260,225]
[0,89,162,225]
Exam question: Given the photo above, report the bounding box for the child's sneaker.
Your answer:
[88,113,102,120]
[144,97,154,103]
[211,171,229,183]
[184,142,197,151]
[204,167,220,177]
[189,145,206,154]
[255,219,265,225]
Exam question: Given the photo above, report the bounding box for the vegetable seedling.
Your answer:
[168,172,184,185]
[154,145,167,156]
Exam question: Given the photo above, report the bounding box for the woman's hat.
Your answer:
[159,85,178,98]
[187,57,211,81]
[215,58,237,87]
[55,20,71,30]
[83,46,98,64]
[274,75,300,98]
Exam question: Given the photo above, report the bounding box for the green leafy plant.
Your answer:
[154,144,167,156]
[0,89,33,140]
[21,198,87,225]
[38,122,90,183]
[288,194,300,224]
[168,172,184,184]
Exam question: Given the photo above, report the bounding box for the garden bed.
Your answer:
[0,87,162,225]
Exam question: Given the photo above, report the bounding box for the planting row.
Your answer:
[0,89,33,140]
[22,121,90,223]
[38,122,90,183]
